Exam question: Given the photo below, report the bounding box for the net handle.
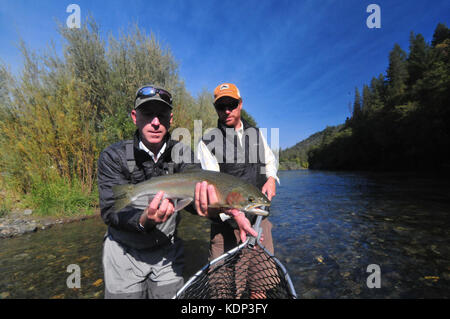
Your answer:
[248,214,263,248]
[250,213,298,299]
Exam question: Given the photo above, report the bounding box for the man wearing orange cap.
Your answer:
[196,83,279,283]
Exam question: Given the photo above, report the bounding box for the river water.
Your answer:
[0,170,449,299]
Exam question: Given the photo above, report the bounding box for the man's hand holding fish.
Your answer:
[139,191,175,226]
[194,181,258,242]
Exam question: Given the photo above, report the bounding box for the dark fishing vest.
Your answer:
[202,119,267,190]
[202,120,267,226]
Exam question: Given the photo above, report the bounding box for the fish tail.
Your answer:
[112,184,133,213]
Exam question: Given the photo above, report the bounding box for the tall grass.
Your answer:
[0,18,218,217]
[24,175,98,216]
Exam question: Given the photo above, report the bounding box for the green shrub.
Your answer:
[24,176,98,217]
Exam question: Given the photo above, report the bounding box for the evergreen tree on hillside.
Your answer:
[407,32,430,90]
[352,87,362,122]
[369,74,385,111]
[241,109,258,127]
[362,84,372,114]
[431,23,450,47]
[386,44,408,106]
[416,25,450,107]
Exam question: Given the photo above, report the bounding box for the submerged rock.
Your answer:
[0,213,99,239]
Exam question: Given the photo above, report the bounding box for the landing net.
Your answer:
[174,216,297,299]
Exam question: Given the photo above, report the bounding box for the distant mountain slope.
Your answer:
[279,124,344,169]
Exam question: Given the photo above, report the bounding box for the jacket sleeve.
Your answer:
[258,130,280,185]
[97,147,144,233]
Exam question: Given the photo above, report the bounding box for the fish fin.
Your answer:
[112,184,134,212]
[131,196,152,210]
[174,198,193,212]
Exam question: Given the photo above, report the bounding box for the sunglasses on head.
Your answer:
[214,100,239,111]
[136,86,173,105]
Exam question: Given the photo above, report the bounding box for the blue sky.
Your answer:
[0,1,449,149]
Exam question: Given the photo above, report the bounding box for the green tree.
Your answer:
[407,32,430,90]
[58,18,110,122]
[352,87,362,122]
[386,44,408,106]
[362,84,372,114]
[241,109,258,127]
[369,74,385,111]
[431,23,450,47]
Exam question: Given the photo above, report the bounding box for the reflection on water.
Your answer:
[0,217,106,299]
[0,213,210,299]
[0,170,449,298]
[272,170,450,298]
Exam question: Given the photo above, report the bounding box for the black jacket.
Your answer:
[97,131,198,249]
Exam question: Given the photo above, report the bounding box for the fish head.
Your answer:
[225,186,271,216]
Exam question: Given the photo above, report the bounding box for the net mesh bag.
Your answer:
[175,240,296,299]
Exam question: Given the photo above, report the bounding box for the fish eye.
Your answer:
[248,196,255,202]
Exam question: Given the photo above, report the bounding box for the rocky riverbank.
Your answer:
[0,210,99,239]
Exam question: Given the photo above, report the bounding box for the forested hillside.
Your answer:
[308,23,450,171]
[279,125,343,169]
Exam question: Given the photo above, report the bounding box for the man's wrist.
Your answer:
[266,175,280,185]
[139,212,147,227]
[138,213,156,232]
[267,176,276,183]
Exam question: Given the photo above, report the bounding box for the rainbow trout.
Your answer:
[112,169,270,216]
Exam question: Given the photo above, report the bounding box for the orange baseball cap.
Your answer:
[213,83,241,103]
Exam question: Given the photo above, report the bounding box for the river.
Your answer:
[0,170,449,298]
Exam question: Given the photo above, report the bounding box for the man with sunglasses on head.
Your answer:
[98,84,191,299]
[196,83,280,298]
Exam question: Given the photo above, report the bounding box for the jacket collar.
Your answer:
[133,130,172,164]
